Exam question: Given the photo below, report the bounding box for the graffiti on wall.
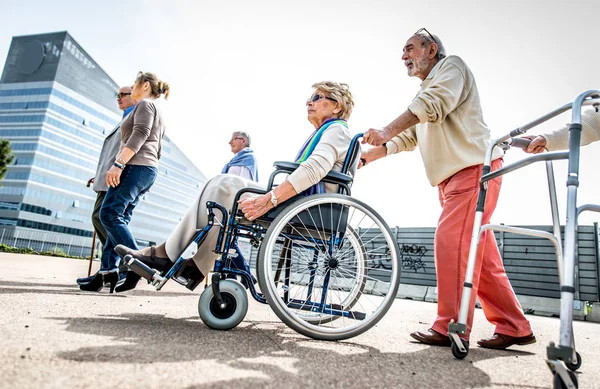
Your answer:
[400,244,428,273]
[366,241,428,273]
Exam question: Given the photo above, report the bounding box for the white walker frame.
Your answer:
[447,90,600,389]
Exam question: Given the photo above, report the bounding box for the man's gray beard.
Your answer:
[408,58,429,77]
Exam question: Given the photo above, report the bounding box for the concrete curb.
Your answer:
[425,286,437,303]
[395,284,427,301]
[517,295,588,320]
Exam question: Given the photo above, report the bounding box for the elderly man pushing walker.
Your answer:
[360,29,535,349]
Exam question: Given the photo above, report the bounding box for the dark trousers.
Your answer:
[99,165,158,273]
[92,191,108,247]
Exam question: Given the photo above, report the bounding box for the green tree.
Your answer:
[0,139,15,186]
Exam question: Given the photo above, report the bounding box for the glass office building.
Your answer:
[0,31,206,256]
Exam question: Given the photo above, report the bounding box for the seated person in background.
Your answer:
[524,108,600,153]
[115,81,357,289]
[223,131,259,181]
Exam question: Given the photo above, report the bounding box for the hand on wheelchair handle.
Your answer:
[361,128,391,147]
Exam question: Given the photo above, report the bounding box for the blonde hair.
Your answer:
[311,81,354,120]
[135,71,171,100]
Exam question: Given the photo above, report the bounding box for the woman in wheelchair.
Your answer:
[114,81,357,291]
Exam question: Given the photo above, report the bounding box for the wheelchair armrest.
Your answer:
[273,161,300,173]
[273,161,353,186]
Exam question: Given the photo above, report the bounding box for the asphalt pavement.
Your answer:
[0,253,598,389]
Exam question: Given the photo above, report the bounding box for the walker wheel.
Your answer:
[565,352,582,371]
[451,338,469,359]
[553,370,578,389]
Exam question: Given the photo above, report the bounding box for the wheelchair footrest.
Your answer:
[124,255,167,290]
[173,276,203,291]
[171,258,204,291]
[125,256,160,281]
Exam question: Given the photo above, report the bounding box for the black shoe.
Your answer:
[115,245,173,273]
[103,272,119,293]
[79,272,119,293]
[115,272,142,293]
[78,272,126,286]
[78,273,104,292]
[77,273,96,285]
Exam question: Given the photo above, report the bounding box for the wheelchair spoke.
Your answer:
[302,206,331,252]
[286,222,329,258]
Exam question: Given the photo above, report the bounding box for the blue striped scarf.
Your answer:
[295,118,347,196]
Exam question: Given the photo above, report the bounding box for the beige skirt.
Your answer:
[165,174,264,276]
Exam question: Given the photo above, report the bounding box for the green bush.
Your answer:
[48,246,66,256]
[0,243,86,259]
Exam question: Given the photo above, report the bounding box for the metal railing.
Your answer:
[0,227,102,258]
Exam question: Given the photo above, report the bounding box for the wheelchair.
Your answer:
[122,133,402,341]
[446,90,600,389]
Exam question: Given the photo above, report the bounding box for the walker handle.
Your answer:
[509,137,532,150]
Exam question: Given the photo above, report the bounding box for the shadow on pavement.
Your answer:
[52,313,541,389]
[0,279,194,297]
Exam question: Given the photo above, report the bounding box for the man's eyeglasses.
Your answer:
[307,94,337,104]
[230,137,244,142]
[414,28,436,44]
[116,92,132,100]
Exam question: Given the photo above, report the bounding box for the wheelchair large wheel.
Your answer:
[257,194,401,341]
[256,224,367,325]
[198,279,248,330]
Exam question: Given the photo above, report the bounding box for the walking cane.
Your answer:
[87,231,97,276]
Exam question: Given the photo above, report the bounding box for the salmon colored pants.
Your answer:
[430,159,532,340]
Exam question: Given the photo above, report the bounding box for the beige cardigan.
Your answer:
[287,122,355,194]
[385,55,503,186]
[544,109,600,151]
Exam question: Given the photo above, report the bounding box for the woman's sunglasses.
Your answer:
[307,94,337,104]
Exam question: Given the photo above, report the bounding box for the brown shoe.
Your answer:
[410,328,451,347]
[477,333,536,350]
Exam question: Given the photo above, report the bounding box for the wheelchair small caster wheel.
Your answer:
[451,338,469,360]
[553,370,578,389]
[198,279,248,330]
[565,352,582,371]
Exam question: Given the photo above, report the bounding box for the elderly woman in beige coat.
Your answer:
[115,81,357,290]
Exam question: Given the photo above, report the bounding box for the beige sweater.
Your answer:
[120,99,166,167]
[544,109,600,151]
[287,122,355,194]
[385,55,503,186]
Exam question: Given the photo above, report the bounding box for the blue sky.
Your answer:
[0,0,598,227]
